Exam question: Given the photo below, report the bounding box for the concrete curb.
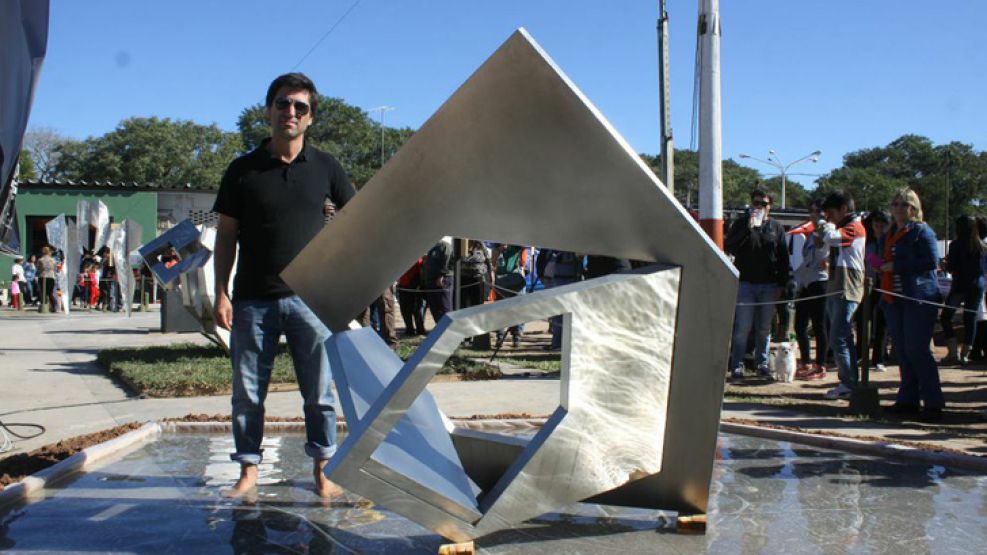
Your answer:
[161,421,344,433]
[160,418,549,434]
[0,422,161,512]
[721,422,987,473]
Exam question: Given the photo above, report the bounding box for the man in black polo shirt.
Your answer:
[212,73,355,498]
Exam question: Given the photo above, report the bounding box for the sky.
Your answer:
[26,0,987,190]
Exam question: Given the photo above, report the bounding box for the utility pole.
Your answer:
[698,0,723,248]
[657,0,674,196]
[944,147,952,238]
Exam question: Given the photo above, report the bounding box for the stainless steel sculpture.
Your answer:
[137,219,230,349]
[44,214,70,314]
[76,199,110,255]
[107,219,142,317]
[177,225,231,349]
[69,199,109,305]
[137,219,211,288]
[282,28,738,539]
[328,267,680,541]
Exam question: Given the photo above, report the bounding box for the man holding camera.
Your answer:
[725,189,793,379]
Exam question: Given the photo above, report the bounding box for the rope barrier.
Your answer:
[736,289,844,307]
[395,280,483,294]
[873,287,983,315]
[733,284,983,316]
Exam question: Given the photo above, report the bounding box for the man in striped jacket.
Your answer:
[818,191,866,400]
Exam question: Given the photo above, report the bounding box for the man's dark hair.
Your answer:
[266,73,319,115]
[820,190,854,212]
[750,188,772,204]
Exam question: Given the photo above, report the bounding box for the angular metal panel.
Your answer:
[327,327,481,523]
[121,219,143,317]
[327,266,680,539]
[44,214,70,314]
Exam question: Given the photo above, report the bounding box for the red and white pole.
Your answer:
[698,0,723,249]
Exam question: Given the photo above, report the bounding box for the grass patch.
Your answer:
[98,336,503,398]
[494,357,561,373]
[396,336,502,380]
[97,343,296,397]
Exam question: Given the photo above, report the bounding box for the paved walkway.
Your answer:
[0,309,983,460]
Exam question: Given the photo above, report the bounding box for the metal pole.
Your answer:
[849,277,880,414]
[658,0,674,196]
[944,148,952,237]
[780,170,787,210]
[698,0,723,248]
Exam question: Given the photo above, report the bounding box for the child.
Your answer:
[10,277,21,309]
[87,265,100,308]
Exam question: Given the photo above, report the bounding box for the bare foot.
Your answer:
[314,459,345,498]
[221,464,258,499]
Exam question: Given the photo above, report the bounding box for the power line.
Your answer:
[290,0,364,71]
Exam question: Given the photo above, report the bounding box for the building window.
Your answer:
[189,209,219,226]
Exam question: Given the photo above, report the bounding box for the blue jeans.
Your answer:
[230,296,336,464]
[883,299,944,408]
[940,285,985,345]
[546,276,578,348]
[729,282,780,371]
[827,297,859,389]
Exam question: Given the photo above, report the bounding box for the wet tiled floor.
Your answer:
[1,433,985,554]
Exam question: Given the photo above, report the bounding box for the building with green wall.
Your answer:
[2,181,209,282]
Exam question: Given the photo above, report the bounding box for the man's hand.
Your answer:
[214,292,233,331]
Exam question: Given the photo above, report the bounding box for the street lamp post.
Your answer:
[369,105,395,168]
[738,149,821,209]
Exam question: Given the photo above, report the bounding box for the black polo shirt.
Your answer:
[213,139,355,301]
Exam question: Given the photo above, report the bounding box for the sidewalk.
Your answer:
[0,309,984,460]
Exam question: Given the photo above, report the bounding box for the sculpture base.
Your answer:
[676,513,707,535]
[438,540,475,555]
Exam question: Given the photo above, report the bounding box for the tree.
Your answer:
[816,135,987,237]
[643,149,765,208]
[16,150,37,181]
[53,117,244,188]
[237,96,415,185]
[22,126,71,181]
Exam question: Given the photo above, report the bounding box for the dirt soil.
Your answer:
[0,422,144,489]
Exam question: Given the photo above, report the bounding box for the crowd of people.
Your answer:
[363,238,630,352]
[5,245,147,313]
[726,186,987,422]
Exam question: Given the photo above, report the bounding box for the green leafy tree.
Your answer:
[53,117,244,188]
[643,149,765,208]
[816,135,987,237]
[237,96,415,186]
[16,150,37,181]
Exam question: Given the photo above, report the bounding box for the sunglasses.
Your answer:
[890,201,912,208]
[273,97,311,116]
[751,200,770,208]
